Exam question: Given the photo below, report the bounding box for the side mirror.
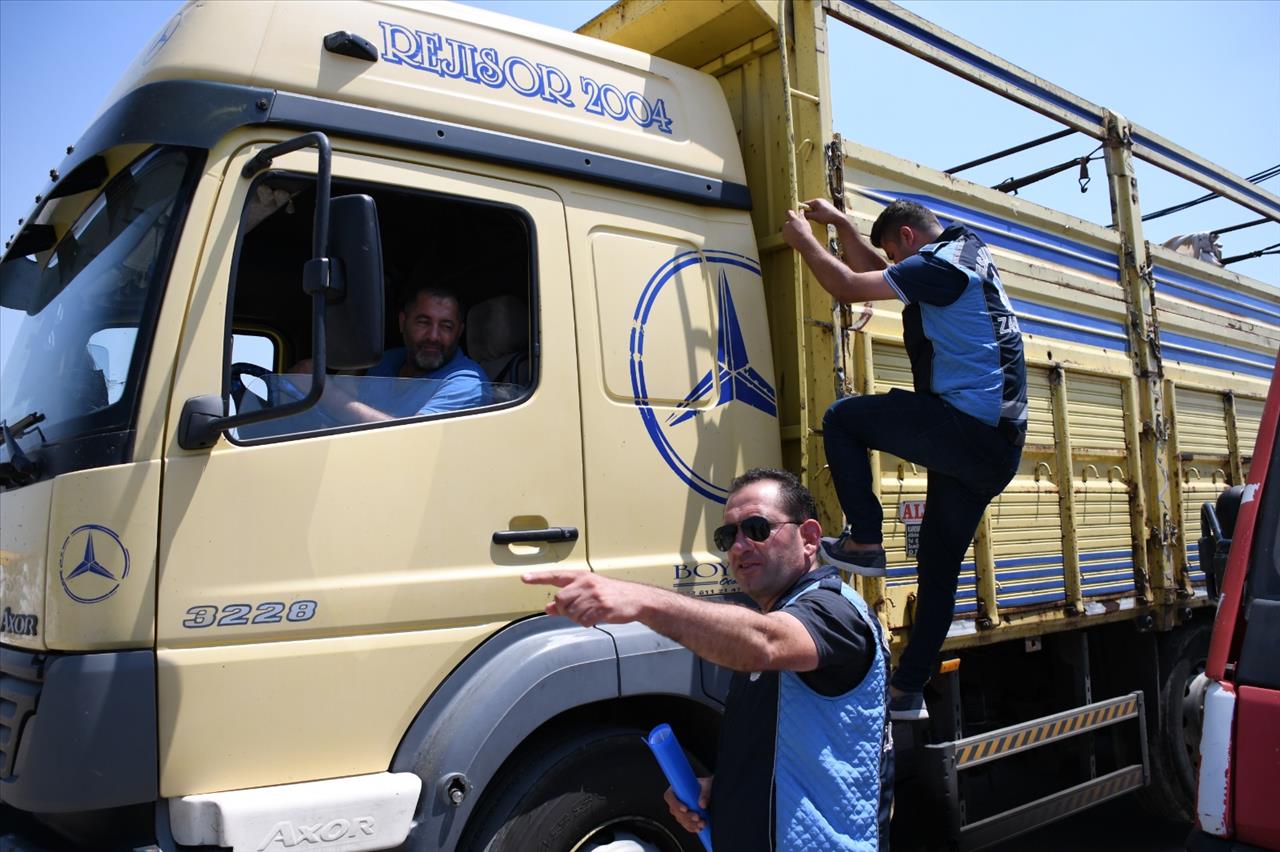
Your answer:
[1199,485,1244,599]
[180,132,384,450]
[0,255,43,313]
[325,194,383,370]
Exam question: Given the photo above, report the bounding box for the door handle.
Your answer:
[492,527,579,545]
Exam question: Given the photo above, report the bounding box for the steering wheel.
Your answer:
[229,362,273,411]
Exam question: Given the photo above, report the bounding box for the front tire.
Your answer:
[461,725,704,852]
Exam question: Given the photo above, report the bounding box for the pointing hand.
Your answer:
[522,570,650,628]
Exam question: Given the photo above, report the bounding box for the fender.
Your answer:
[390,614,724,850]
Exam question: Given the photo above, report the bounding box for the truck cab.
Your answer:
[1,3,769,848]
[1,1,1277,851]
[1190,353,1280,851]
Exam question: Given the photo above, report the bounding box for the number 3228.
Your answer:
[182,600,317,628]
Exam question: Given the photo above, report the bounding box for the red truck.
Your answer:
[1190,352,1280,851]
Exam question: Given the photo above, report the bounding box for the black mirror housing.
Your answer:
[180,137,387,450]
[1199,485,1245,599]
[1213,485,1245,540]
[325,194,384,370]
[0,255,42,313]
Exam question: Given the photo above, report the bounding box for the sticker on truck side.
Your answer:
[899,500,926,558]
[59,524,131,604]
[673,561,739,597]
[1,608,38,637]
[182,600,317,628]
[378,22,674,134]
[632,251,774,504]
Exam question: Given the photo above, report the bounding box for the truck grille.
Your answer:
[0,649,44,780]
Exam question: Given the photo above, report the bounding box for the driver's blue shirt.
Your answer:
[237,348,488,439]
[365,347,487,415]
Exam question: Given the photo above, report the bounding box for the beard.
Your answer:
[410,342,453,373]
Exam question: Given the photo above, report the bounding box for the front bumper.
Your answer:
[0,646,156,813]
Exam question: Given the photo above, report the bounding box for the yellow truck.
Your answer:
[0,1,1275,850]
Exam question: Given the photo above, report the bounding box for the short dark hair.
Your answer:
[400,282,464,316]
[728,467,819,522]
[869,199,941,248]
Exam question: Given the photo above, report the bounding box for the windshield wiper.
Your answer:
[0,411,46,487]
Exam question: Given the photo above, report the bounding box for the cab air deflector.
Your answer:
[20,79,749,246]
[264,90,753,210]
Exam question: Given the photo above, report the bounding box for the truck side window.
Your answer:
[223,174,535,441]
[227,331,278,415]
[85,327,137,406]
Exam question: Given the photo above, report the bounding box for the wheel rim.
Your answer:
[571,816,684,852]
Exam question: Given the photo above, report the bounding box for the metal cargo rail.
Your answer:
[581,0,1279,652]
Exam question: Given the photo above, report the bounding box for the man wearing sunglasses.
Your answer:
[524,468,892,851]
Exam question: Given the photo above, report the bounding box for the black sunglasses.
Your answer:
[713,516,800,552]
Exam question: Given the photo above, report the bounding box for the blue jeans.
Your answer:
[823,389,1023,693]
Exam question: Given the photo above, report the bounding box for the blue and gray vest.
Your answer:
[906,226,1027,431]
[774,580,891,851]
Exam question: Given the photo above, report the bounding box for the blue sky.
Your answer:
[1,0,1276,287]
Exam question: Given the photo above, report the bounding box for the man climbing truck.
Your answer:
[1,1,1276,851]
[782,197,1028,723]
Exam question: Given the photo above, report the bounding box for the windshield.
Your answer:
[0,147,193,471]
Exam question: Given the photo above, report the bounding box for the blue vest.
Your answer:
[774,580,891,851]
[915,230,1028,428]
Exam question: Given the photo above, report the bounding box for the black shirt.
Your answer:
[707,565,875,851]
